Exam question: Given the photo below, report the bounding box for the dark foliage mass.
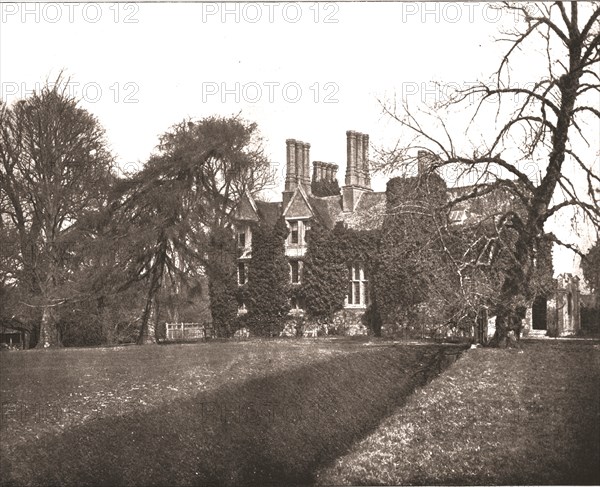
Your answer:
[0,79,115,348]
[243,218,290,336]
[1,82,271,346]
[299,220,348,319]
[311,179,341,197]
[377,3,599,344]
[582,241,600,299]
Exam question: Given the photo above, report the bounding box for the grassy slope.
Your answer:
[316,339,600,486]
[0,339,460,486]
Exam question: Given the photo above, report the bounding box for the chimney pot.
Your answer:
[363,134,371,187]
[356,132,364,187]
[295,141,304,183]
[346,131,358,186]
[285,139,297,192]
[303,143,311,188]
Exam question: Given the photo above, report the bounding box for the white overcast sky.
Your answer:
[1,2,598,279]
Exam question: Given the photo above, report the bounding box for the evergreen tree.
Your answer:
[245,218,290,336]
[300,220,347,319]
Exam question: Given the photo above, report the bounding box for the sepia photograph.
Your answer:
[1,2,599,486]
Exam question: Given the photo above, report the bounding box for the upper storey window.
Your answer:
[287,220,309,246]
[290,221,299,244]
[237,225,251,248]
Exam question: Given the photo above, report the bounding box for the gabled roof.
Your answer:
[282,185,314,219]
[308,195,342,229]
[343,192,386,230]
[235,191,260,222]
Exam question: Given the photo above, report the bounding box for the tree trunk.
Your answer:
[36,306,62,348]
[137,243,166,345]
[490,29,584,348]
[138,295,158,345]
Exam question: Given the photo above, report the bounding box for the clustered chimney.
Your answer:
[345,131,371,189]
[312,161,338,183]
[285,139,311,193]
[342,130,372,212]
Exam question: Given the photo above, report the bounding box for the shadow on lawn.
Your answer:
[1,344,463,487]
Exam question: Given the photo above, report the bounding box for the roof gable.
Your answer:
[309,195,342,229]
[235,191,259,221]
[283,185,314,219]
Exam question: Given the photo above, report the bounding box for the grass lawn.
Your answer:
[0,338,462,486]
[316,339,600,485]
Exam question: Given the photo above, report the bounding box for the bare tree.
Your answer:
[0,79,114,348]
[377,2,600,345]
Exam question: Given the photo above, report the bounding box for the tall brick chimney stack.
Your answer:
[362,134,370,186]
[303,142,311,188]
[345,131,358,186]
[285,139,297,192]
[284,138,312,207]
[343,130,372,212]
[295,141,304,187]
[312,161,339,184]
[355,133,364,187]
[328,163,338,182]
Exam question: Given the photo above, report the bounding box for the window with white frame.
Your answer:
[346,264,368,307]
[238,262,248,285]
[290,221,299,244]
[237,225,251,248]
[287,220,309,246]
[290,260,302,284]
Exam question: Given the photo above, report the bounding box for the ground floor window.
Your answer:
[238,262,248,286]
[290,260,302,284]
[290,296,305,314]
[346,263,368,307]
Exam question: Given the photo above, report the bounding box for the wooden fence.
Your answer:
[165,322,214,341]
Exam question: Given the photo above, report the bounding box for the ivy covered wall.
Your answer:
[214,172,556,340]
[242,217,290,336]
[207,227,238,337]
[299,220,347,319]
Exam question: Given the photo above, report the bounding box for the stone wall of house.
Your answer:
[546,297,558,336]
[279,308,369,337]
[331,308,369,336]
[553,274,581,336]
[521,307,533,336]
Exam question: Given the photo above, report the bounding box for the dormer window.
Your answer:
[237,224,251,249]
[290,221,299,244]
[287,220,309,246]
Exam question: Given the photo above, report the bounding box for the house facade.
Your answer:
[234,131,581,339]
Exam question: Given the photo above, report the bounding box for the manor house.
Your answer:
[234,131,580,339]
